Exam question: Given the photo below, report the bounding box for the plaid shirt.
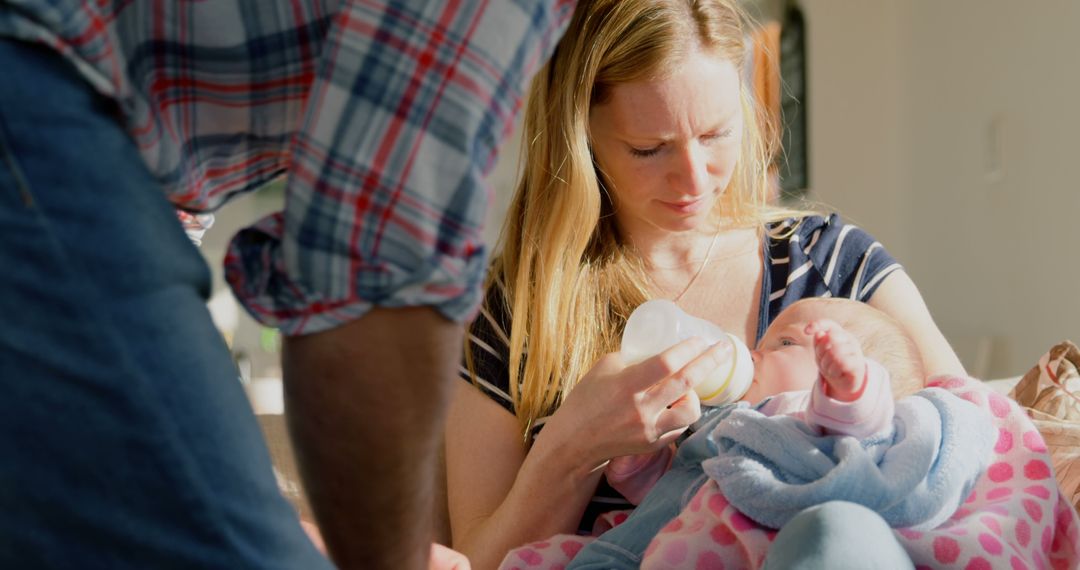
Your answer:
[0,0,573,334]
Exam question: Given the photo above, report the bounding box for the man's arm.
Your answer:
[224,3,574,568]
[283,306,461,569]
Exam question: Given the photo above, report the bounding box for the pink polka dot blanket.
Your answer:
[498,377,1080,570]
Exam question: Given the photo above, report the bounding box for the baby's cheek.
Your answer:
[741,380,761,404]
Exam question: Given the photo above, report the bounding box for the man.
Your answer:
[0,1,573,567]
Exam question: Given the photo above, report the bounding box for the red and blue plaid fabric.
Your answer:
[0,0,573,334]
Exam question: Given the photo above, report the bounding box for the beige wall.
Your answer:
[793,0,1080,377]
[904,0,1080,377]
[798,0,911,261]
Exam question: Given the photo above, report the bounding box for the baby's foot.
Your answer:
[805,319,867,402]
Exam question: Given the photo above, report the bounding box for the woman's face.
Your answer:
[589,50,743,238]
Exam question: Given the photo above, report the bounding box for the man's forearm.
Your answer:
[283,306,463,569]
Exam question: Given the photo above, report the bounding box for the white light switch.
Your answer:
[984,115,1005,183]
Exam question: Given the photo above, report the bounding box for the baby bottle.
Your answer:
[621,299,754,405]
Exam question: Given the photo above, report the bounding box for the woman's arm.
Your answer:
[445,383,602,570]
[446,338,729,569]
[867,270,966,379]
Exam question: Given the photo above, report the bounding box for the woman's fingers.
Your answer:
[644,339,730,406]
[642,339,734,441]
[653,389,702,439]
[575,337,729,456]
[631,337,709,391]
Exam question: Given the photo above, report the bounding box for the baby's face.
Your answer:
[741,303,822,404]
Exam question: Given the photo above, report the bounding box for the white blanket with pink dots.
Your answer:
[498,377,1080,570]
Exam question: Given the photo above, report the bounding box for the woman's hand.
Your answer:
[540,336,730,471]
[445,336,730,569]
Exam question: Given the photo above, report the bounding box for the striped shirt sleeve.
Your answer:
[804,214,902,301]
[765,214,902,336]
[459,281,516,414]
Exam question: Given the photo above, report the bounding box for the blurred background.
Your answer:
[201,0,1080,384]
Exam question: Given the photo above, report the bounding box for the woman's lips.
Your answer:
[659,197,707,214]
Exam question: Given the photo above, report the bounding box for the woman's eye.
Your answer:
[701,128,734,145]
[630,145,661,158]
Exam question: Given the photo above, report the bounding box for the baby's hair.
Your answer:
[788,298,926,398]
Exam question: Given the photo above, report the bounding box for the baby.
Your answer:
[606,296,926,504]
[499,298,1074,570]
[551,297,993,569]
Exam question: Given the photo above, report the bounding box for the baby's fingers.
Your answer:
[806,319,847,344]
[817,341,867,400]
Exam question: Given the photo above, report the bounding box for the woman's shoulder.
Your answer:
[765,213,838,243]
[461,273,517,413]
[765,213,880,261]
[763,212,899,302]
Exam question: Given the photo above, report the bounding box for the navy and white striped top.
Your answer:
[459,214,901,532]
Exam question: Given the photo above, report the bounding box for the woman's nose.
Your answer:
[669,143,711,195]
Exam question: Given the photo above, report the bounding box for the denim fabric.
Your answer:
[567,406,734,569]
[0,40,331,569]
[763,501,914,570]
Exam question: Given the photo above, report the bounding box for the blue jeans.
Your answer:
[763,501,913,570]
[0,40,332,569]
[567,409,728,569]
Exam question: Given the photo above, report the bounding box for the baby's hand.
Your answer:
[805,319,867,402]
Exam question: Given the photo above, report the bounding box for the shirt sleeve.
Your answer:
[763,215,903,341]
[604,446,676,506]
[458,282,516,415]
[809,214,903,302]
[806,358,895,439]
[177,211,214,248]
[224,1,574,335]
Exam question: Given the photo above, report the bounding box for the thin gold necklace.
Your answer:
[670,229,721,303]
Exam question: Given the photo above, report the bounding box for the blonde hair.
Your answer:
[783,298,926,399]
[468,0,814,440]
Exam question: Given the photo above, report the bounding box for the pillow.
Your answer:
[1008,340,1080,512]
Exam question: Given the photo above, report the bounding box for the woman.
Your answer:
[446,1,964,567]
